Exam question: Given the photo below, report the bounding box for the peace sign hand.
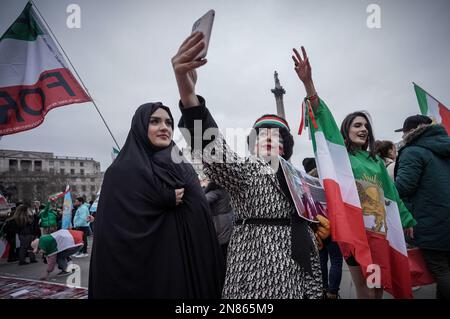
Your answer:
[292,46,312,84]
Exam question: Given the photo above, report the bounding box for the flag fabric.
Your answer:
[38,229,83,256]
[90,189,100,213]
[62,186,73,229]
[111,147,119,161]
[0,192,11,215]
[47,191,64,201]
[48,187,69,201]
[304,98,373,274]
[0,3,91,135]
[414,83,450,135]
[408,248,435,287]
[0,239,10,259]
[306,98,414,298]
[0,192,11,259]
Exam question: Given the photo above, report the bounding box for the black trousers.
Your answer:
[75,227,90,254]
[421,249,450,299]
[18,234,36,263]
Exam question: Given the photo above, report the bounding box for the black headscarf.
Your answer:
[89,103,224,298]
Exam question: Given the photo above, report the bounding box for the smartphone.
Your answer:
[191,9,215,60]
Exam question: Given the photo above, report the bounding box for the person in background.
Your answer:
[2,207,18,262]
[39,200,58,235]
[7,204,38,265]
[73,197,91,258]
[375,140,397,180]
[32,229,83,279]
[88,200,95,234]
[303,157,343,299]
[394,115,450,299]
[33,201,40,215]
[204,180,235,263]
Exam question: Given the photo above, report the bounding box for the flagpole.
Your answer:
[29,0,121,151]
[412,82,445,105]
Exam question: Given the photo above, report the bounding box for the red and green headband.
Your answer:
[253,115,290,131]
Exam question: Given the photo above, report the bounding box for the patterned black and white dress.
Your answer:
[180,98,323,299]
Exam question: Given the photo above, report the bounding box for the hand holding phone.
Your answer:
[191,9,215,60]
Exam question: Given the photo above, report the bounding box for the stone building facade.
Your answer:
[0,149,103,204]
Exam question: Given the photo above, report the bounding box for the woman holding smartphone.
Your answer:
[172,32,325,299]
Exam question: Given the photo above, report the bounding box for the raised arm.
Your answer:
[173,33,251,194]
[292,46,319,111]
[172,32,207,108]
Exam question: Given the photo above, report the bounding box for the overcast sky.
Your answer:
[1,0,449,171]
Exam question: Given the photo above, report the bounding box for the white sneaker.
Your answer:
[73,253,83,258]
[66,261,74,272]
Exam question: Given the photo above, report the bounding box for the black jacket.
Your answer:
[205,182,234,245]
[395,124,450,251]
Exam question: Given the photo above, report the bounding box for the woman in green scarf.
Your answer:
[292,46,416,299]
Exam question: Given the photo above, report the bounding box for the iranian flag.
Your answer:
[48,185,70,201]
[306,98,413,298]
[39,229,83,256]
[414,83,450,135]
[0,3,91,135]
[111,147,120,161]
[305,98,373,275]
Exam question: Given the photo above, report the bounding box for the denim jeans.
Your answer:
[421,249,450,299]
[319,240,343,294]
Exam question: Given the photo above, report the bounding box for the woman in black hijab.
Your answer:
[88,102,224,298]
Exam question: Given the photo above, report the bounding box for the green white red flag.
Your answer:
[0,3,91,135]
[414,83,450,135]
[306,98,413,298]
[304,98,373,274]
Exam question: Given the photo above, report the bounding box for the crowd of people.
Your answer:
[88,31,450,300]
[2,31,447,300]
[85,33,450,299]
[0,196,95,279]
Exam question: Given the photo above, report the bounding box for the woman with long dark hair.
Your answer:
[7,204,37,265]
[374,140,397,180]
[292,45,416,298]
[89,102,224,298]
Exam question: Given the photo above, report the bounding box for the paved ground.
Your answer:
[0,236,436,298]
[338,261,436,299]
[0,237,92,289]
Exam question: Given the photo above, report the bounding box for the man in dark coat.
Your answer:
[394,115,450,299]
[204,181,234,262]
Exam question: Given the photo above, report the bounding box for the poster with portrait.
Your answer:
[279,156,327,223]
